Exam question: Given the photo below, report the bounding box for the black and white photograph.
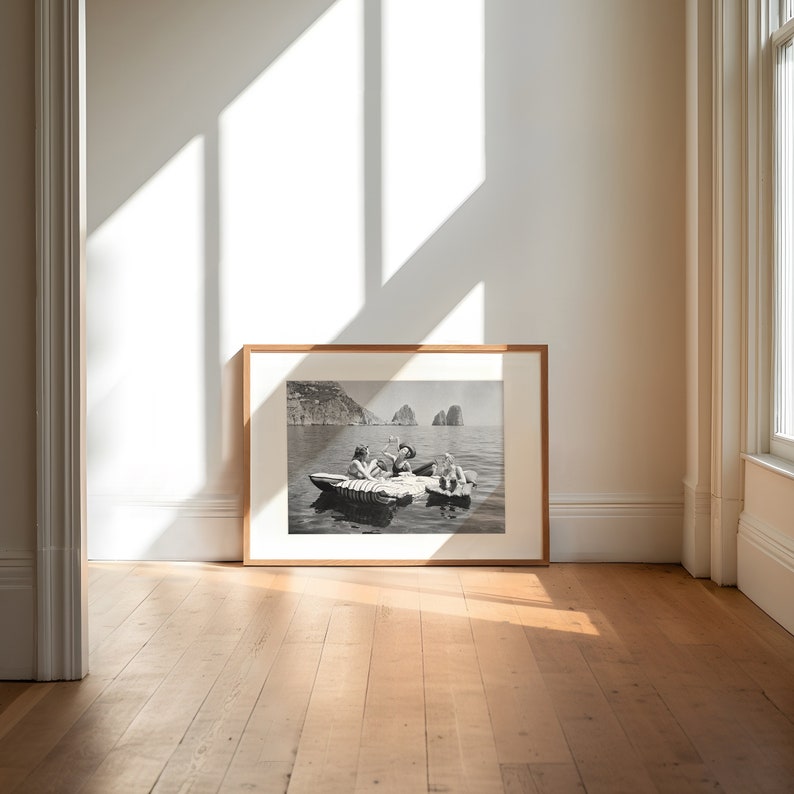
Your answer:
[244,344,548,565]
[285,379,505,535]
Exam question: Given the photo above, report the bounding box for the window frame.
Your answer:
[770,9,794,461]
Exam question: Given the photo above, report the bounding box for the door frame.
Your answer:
[35,0,87,680]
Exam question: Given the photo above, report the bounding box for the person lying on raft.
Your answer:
[347,445,386,481]
[432,452,467,494]
[381,436,416,476]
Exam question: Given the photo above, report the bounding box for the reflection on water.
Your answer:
[287,425,505,534]
[308,491,397,531]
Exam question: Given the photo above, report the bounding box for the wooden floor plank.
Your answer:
[573,563,794,793]
[0,685,54,743]
[286,602,375,794]
[218,573,326,793]
[150,571,306,793]
[527,762,586,793]
[14,569,221,794]
[220,641,323,793]
[501,761,588,794]
[501,763,539,793]
[585,659,724,793]
[86,562,135,605]
[2,562,794,794]
[551,567,725,791]
[463,570,572,767]
[88,565,200,672]
[542,670,659,794]
[87,563,171,653]
[421,571,504,794]
[353,573,427,794]
[0,678,110,792]
[0,566,182,790]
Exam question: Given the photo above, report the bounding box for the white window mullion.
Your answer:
[787,39,793,436]
[773,32,794,453]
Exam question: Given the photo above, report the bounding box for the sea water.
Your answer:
[286,425,505,534]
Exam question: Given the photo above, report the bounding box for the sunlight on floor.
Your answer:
[89,562,601,637]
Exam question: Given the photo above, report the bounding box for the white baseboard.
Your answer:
[87,493,243,561]
[87,491,686,565]
[681,480,711,577]
[738,512,794,635]
[0,553,35,679]
[549,492,683,563]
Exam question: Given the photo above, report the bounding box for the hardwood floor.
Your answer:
[1,562,793,793]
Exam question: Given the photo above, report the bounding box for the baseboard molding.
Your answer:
[682,480,711,577]
[87,491,686,564]
[0,551,35,588]
[549,492,683,563]
[0,553,35,679]
[87,493,243,561]
[738,512,794,634]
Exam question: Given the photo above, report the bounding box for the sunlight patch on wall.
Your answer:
[381,0,485,285]
[219,0,364,355]
[86,136,206,497]
[421,282,485,344]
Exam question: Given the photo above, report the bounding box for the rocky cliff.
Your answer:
[285,381,453,426]
[286,381,385,425]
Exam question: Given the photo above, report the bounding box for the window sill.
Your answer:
[742,453,794,481]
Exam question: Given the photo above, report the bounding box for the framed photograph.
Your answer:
[243,344,548,565]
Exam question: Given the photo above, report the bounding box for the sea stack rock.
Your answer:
[432,410,447,426]
[391,404,417,425]
[446,405,464,426]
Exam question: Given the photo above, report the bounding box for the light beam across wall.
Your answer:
[219,0,365,352]
[381,0,485,285]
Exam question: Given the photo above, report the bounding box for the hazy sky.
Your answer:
[339,380,503,426]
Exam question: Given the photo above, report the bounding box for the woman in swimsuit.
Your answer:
[381,436,416,475]
[433,452,467,494]
[347,445,385,481]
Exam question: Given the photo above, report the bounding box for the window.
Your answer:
[772,0,794,458]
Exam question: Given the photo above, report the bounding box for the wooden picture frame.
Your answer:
[243,344,549,565]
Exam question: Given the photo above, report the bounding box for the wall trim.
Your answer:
[0,553,35,589]
[683,0,714,583]
[35,0,87,680]
[0,553,35,679]
[550,492,683,515]
[682,479,711,576]
[87,494,242,561]
[550,492,684,563]
[738,510,794,633]
[743,452,794,481]
[710,0,745,586]
[739,511,794,573]
[88,492,242,516]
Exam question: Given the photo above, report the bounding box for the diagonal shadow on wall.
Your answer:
[86,0,686,561]
[87,0,524,560]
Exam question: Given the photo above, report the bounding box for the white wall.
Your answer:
[0,0,36,678]
[85,0,687,562]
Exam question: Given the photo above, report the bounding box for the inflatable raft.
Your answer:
[309,473,436,506]
[308,469,478,508]
[425,481,475,507]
